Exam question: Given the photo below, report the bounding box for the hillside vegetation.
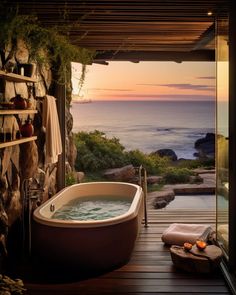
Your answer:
[72,130,214,185]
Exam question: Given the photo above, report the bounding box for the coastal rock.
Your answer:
[147,176,163,185]
[153,149,178,161]
[194,133,215,159]
[103,165,135,181]
[148,190,175,209]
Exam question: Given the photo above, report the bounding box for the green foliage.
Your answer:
[74,130,128,171]
[125,149,168,174]
[0,8,94,84]
[83,172,106,182]
[73,130,213,187]
[163,167,194,184]
[0,274,26,294]
[171,158,215,169]
[147,183,164,192]
[65,172,77,186]
[74,130,170,174]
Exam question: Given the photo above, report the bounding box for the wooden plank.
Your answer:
[0,70,37,83]
[24,208,231,294]
[0,136,37,149]
[26,283,229,294]
[102,271,223,279]
[0,109,37,115]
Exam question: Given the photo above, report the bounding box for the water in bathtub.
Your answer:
[51,195,132,221]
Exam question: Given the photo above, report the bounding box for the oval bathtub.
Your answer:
[32,182,144,273]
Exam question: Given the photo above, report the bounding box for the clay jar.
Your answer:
[20,117,34,137]
[11,94,27,109]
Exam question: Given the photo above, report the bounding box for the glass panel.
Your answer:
[216,18,229,256]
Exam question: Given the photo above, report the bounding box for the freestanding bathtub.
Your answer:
[32,182,144,273]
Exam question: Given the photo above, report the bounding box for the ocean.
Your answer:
[70,100,215,159]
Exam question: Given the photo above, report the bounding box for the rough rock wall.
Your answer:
[65,107,77,173]
[0,39,76,257]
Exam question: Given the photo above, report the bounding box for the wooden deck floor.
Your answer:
[24,208,231,295]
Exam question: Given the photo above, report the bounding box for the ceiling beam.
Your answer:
[94,49,215,62]
[192,23,215,50]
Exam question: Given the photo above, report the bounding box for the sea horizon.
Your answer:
[72,99,215,103]
[71,100,216,159]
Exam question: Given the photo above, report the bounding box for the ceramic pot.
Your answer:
[11,94,27,109]
[20,117,34,137]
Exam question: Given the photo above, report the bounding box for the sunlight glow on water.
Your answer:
[52,196,131,221]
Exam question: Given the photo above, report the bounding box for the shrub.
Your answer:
[73,130,205,184]
[147,183,164,192]
[65,172,77,186]
[74,130,128,171]
[163,167,193,184]
[125,149,169,174]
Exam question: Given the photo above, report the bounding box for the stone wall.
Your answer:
[0,39,76,258]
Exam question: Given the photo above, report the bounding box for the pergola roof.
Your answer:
[8,0,229,62]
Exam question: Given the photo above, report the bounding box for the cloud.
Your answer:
[109,94,215,101]
[89,88,133,92]
[196,76,215,80]
[137,83,214,91]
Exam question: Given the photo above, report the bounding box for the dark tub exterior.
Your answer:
[32,182,144,272]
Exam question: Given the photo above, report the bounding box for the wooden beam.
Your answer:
[54,81,66,191]
[192,23,215,50]
[94,49,215,62]
[229,0,236,271]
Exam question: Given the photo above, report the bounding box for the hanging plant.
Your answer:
[0,6,95,85]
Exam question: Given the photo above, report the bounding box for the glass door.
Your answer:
[216,17,229,258]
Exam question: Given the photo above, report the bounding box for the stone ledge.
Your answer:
[193,168,216,174]
[164,171,215,195]
[148,169,216,209]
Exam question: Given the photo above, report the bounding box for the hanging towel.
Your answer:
[42,95,62,164]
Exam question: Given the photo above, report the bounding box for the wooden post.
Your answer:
[229,0,236,271]
[54,80,66,191]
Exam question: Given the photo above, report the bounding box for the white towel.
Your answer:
[42,95,62,164]
[161,223,212,245]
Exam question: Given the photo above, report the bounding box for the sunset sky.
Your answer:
[71,61,216,101]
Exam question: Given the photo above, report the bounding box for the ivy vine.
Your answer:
[0,5,95,86]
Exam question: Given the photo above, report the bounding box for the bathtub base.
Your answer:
[32,216,140,272]
[32,182,144,273]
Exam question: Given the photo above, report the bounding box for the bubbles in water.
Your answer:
[52,196,131,221]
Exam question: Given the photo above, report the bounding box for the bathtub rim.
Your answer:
[33,182,143,228]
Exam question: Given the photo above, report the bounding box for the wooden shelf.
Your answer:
[0,109,37,115]
[0,136,37,149]
[0,70,37,83]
